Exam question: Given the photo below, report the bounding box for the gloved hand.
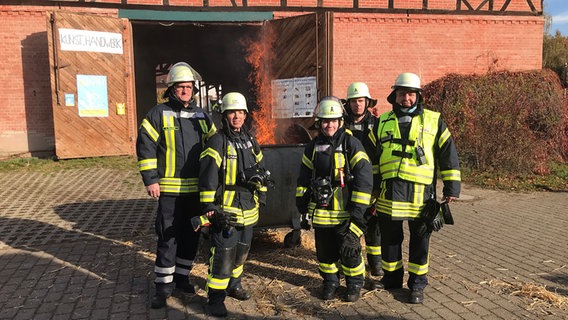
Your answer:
[213,211,232,230]
[420,199,444,233]
[340,231,361,258]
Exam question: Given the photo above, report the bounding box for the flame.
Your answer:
[245,25,277,145]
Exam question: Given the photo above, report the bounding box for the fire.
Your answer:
[245,25,277,145]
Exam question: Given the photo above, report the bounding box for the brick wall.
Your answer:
[332,12,544,114]
[0,8,54,156]
[0,3,544,157]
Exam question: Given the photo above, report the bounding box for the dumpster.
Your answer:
[257,144,305,231]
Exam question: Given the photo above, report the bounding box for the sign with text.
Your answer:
[271,76,317,118]
[59,28,123,54]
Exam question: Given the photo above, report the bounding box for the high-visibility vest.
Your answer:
[376,110,440,185]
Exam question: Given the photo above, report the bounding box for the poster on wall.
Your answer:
[271,76,317,118]
[77,75,109,117]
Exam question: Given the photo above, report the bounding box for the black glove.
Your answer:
[420,199,444,233]
[340,231,361,258]
[213,211,232,230]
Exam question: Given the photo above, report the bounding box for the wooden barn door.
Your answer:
[264,12,332,142]
[47,11,135,159]
[267,12,331,96]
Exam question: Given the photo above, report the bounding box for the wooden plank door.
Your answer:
[47,11,135,159]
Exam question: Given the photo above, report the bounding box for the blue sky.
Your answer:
[546,0,568,35]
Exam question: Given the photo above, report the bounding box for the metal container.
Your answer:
[257,144,305,230]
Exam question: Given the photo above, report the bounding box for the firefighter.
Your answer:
[136,62,217,309]
[296,96,373,302]
[199,92,269,317]
[368,72,461,304]
[344,82,383,281]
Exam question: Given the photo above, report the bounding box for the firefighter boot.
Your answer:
[322,282,339,300]
[345,284,362,302]
[151,283,172,309]
[227,277,251,301]
[174,274,198,294]
[207,289,228,317]
[369,262,384,277]
[409,289,424,304]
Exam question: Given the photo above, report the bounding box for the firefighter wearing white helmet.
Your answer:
[220,91,248,113]
[296,95,373,303]
[368,73,461,304]
[136,62,217,309]
[344,82,383,280]
[199,92,269,317]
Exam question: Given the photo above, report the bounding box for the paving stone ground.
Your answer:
[0,167,567,319]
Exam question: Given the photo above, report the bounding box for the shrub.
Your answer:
[422,70,567,175]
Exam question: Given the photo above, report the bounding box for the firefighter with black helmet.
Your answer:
[368,72,461,304]
[296,96,373,302]
[199,92,269,317]
[344,82,383,282]
[136,62,217,309]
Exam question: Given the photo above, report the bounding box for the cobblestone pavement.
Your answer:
[0,167,567,319]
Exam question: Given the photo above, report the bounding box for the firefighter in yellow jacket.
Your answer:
[368,72,461,304]
[136,62,217,309]
[296,96,373,302]
[199,92,269,317]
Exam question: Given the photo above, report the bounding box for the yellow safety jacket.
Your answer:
[199,130,266,227]
[368,108,461,219]
[376,110,438,185]
[136,98,216,195]
[296,128,372,233]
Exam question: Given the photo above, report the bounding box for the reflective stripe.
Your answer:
[163,114,176,178]
[176,257,193,266]
[138,158,157,171]
[231,265,244,278]
[296,186,308,197]
[311,205,349,227]
[200,147,222,167]
[349,222,364,237]
[366,245,381,255]
[159,177,199,194]
[302,153,314,170]
[318,262,339,274]
[349,150,370,168]
[200,190,216,203]
[226,144,238,185]
[222,205,259,226]
[154,265,175,274]
[376,197,422,219]
[441,169,461,181]
[438,127,451,147]
[351,191,371,206]
[408,261,428,275]
[342,260,365,277]
[141,119,159,142]
[207,274,230,290]
[155,275,174,284]
[382,259,403,272]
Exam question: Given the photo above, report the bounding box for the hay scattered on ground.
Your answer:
[488,279,568,311]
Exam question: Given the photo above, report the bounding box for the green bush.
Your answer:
[422,70,567,175]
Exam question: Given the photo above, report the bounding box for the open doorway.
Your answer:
[131,21,261,129]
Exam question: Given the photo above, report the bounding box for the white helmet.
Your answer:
[167,62,196,87]
[392,72,421,90]
[347,82,372,100]
[221,92,248,113]
[315,96,344,119]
